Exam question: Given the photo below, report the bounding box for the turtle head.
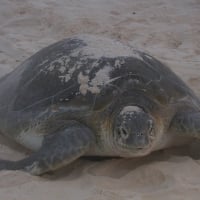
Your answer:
[113,106,155,156]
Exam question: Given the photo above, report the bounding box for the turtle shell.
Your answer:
[0,35,199,116]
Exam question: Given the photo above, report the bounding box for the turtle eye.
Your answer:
[117,127,129,139]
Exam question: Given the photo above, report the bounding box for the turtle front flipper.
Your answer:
[0,122,94,175]
[170,111,200,137]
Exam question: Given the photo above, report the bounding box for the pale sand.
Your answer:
[0,0,200,199]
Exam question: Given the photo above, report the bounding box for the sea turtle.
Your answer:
[0,34,199,175]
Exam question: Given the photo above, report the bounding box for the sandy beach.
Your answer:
[0,0,200,199]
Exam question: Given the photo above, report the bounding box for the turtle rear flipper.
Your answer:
[0,122,94,175]
[170,111,200,137]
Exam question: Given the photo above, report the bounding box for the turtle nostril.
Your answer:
[137,132,144,137]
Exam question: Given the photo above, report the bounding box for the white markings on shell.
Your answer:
[46,53,89,83]
[73,35,143,95]
[90,65,112,90]
[120,106,143,115]
[78,64,112,95]
[47,56,73,82]
[48,56,68,72]
[42,35,145,95]
[76,34,143,60]
[78,72,90,95]
[114,59,125,68]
